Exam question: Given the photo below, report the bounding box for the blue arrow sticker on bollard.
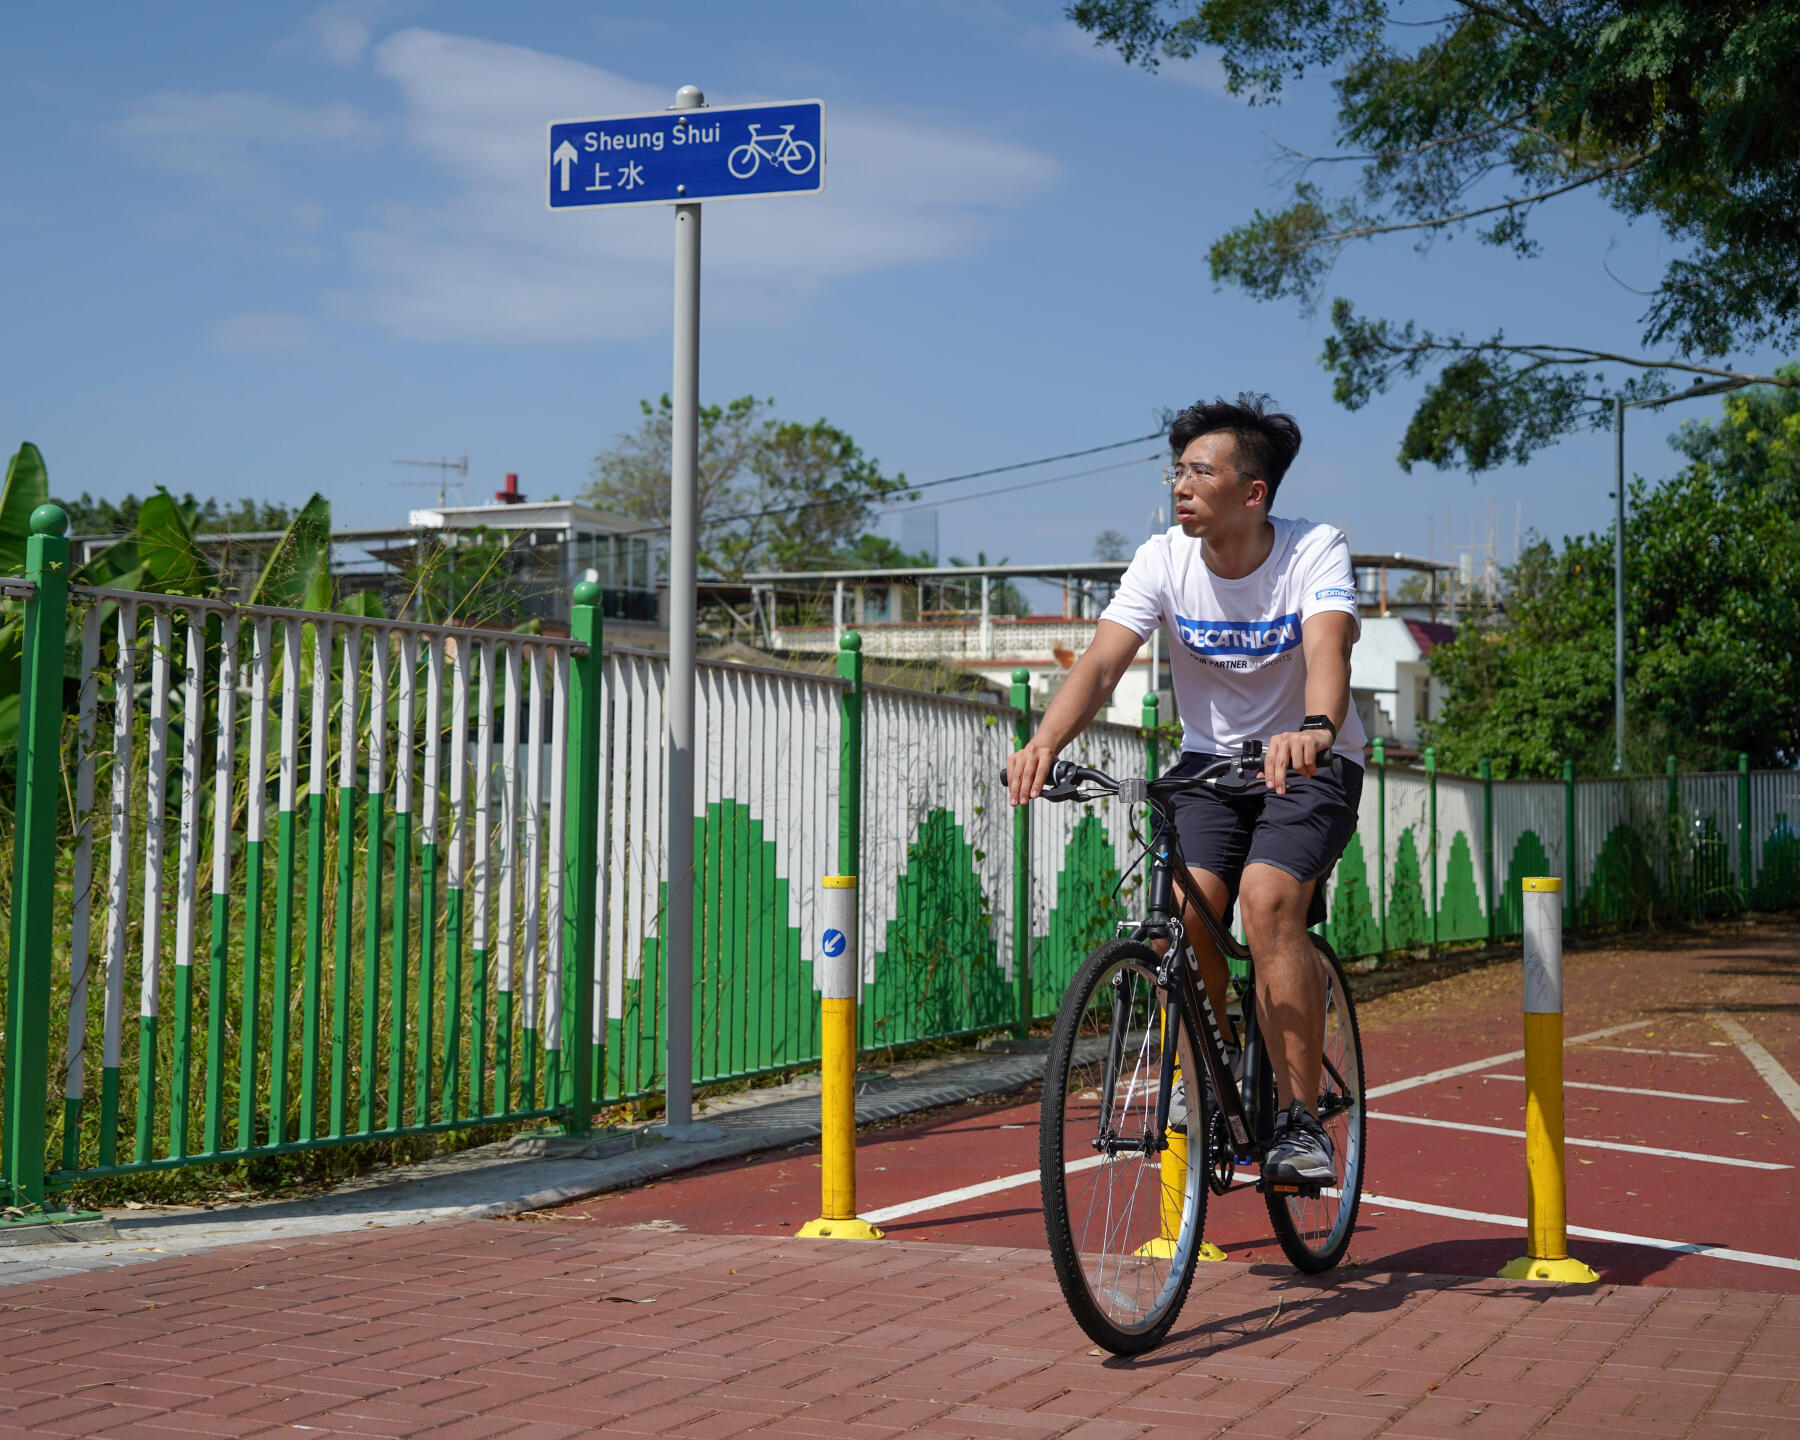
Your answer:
[821,929,846,958]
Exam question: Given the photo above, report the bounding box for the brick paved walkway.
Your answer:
[2,1220,1794,1437]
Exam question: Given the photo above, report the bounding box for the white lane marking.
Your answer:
[1365,1022,1649,1099]
[1713,1014,1800,1127]
[1367,1111,1789,1170]
[861,1154,1104,1224]
[1358,1191,1800,1274]
[1482,1075,1745,1104]
[863,1159,1800,1274]
[1579,1045,1717,1060]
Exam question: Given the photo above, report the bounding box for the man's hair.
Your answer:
[1168,393,1303,508]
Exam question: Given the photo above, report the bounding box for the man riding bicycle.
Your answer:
[1006,393,1364,1187]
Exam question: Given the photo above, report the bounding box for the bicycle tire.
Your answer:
[781,139,817,175]
[1262,937,1366,1273]
[1040,939,1208,1355]
[727,143,759,179]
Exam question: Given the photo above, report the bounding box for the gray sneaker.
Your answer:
[1166,1044,1240,1135]
[1263,1100,1336,1184]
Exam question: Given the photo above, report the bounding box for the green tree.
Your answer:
[946,550,1030,617]
[585,395,910,581]
[1426,376,1800,775]
[838,533,935,569]
[1093,528,1131,561]
[1068,1,1800,470]
[63,491,295,536]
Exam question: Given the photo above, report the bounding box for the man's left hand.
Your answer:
[1265,726,1335,795]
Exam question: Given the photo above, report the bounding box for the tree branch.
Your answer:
[1369,334,1792,388]
[1291,166,1635,253]
[1266,110,1531,167]
[1451,0,1553,35]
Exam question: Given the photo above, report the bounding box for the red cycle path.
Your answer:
[544,927,1800,1295]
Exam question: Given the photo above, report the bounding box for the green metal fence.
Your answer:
[3,501,1797,1214]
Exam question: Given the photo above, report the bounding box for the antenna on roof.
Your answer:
[392,455,470,507]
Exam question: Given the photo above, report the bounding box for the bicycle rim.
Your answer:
[1265,939,1365,1272]
[1040,941,1206,1354]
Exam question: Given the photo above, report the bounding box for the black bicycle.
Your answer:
[1028,743,1367,1354]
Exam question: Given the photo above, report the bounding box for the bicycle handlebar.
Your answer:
[1000,741,1339,807]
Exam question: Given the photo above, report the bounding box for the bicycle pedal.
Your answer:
[1256,1178,1324,1199]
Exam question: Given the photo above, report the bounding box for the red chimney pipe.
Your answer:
[495,472,525,505]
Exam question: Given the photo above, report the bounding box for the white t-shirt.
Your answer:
[1100,516,1367,763]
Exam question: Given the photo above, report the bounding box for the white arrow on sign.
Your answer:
[552,139,579,192]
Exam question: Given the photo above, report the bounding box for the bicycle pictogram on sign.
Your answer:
[728,124,818,181]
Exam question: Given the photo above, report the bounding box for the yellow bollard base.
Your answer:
[1132,1237,1228,1262]
[1498,1255,1600,1283]
[797,1216,885,1241]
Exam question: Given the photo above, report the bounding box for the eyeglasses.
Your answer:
[1161,461,1250,488]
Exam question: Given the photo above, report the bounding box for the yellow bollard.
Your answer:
[1134,1050,1227,1263]
[798,876,883,1241]
[1499,877,1598,1283]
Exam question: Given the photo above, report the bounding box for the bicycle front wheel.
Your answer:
[1264,937,1366,1272]
[727,143,759,179]
[1040,940,1208,1355]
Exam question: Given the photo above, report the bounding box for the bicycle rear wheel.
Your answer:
[1040,940,1207,1355]
[1264,937,1366,1272]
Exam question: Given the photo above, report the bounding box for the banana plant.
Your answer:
[0,441,385,748]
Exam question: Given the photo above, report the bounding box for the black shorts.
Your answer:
[1163,751,1364,928]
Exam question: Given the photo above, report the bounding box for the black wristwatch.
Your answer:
[1299,713,1338,741]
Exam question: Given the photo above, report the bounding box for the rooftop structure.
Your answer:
[723,553,1458,734]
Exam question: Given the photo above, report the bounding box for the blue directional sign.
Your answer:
[548,100,825,211]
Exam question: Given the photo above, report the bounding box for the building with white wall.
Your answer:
[740,553,1455,740]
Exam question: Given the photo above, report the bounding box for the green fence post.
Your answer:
[1141,693,1159,848]
[1424,745,1438,953]
[1480,757,1495,944]
[1666,755,1679,906]
[560,584,605,1135]
[1738,752,1752,903]
[837,632,862,878]
[836,632,863,1060]
[1563,758,1577,925]
[1011,669,1032,1041]
[3,504,70,1214]
[1372,738,1386,955]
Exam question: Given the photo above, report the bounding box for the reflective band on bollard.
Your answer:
[798,876,883,1241]
[1499,877,1598,1284]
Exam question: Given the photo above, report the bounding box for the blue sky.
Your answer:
[3,1,1775,576]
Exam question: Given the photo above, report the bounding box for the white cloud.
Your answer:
[209,311,315,352]
[113,91,379,183]
[335,29,1059,343]
[303,0,391,65]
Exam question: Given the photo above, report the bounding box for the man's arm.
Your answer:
[1264,610,1356,795]
[1005,619,1144,805]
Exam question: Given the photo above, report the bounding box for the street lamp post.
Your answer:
[1610,376,1749,772]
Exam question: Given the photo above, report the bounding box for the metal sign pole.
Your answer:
[664,83,706,1136]
[1613,395,1626,774]
[544,84,822,1140]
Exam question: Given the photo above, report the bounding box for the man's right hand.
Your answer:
[1007,740,1061,806]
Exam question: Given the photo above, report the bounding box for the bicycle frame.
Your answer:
[1036,748,1360,1193]
[1112,793,1355,1163]
[1118,802,1263,1154]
